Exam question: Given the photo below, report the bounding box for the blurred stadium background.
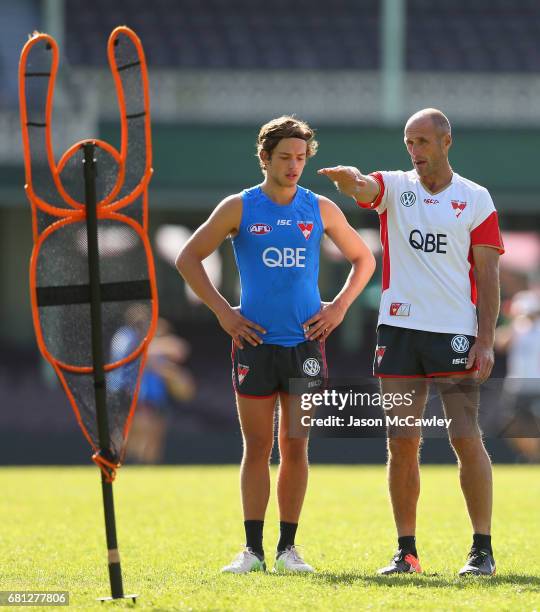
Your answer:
[1,0,540,465]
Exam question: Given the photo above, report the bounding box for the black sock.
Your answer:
[473,533,492,554]
[244,520,264,559]
[398,535,418,557]
[277,521,298,553]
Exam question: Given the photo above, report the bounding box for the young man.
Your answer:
[176,116,375,573]
[319,108,504,576]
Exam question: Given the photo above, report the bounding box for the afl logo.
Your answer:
[249,223,272,235]
[451,335,470,353]
[400,191,416,207]
[303,357,320,377]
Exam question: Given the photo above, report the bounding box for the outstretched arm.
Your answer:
[304,197,376,340]
[175,195,266,348]
[318,165,380,204]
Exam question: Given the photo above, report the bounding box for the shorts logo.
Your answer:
[400,191,416,207]
[452,357,468,365]
[451,200,467,218]
[376,346,386,366]
[451,335,470,353]
[390,302,411,316]
[249,223,272,235]
[297,221,314,240]
[303,357,320,376]
[237,363,250,385]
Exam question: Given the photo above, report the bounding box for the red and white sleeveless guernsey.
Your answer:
[358,170,504,336]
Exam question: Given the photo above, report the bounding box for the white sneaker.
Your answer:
[274,545,314,573]
[221,547,266,574]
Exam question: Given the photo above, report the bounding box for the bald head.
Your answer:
[403,108,453,184]
[405,108,451,137]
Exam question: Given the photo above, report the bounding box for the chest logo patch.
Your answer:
[297,221,314,240]
[249,223,273,235]
[400,191,416,207]
[451,200,467,218]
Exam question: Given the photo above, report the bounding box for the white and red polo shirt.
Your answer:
[358,170,504,336]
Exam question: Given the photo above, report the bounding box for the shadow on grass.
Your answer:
[300,571,540,590]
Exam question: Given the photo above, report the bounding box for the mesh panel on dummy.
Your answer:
[23,38,66,210]
[60,144,121,206]
[63,353,144,458]
[111,31,149,204]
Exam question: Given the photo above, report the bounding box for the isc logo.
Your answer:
[263,247,306,268]
[249,223,272,235]
[277,219,292,226]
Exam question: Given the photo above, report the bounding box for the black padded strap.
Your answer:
[36,280,151,306]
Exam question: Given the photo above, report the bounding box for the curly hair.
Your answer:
[256,115,318,172]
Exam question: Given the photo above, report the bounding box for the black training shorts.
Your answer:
[231,340,327,398]
[374,324,477,378]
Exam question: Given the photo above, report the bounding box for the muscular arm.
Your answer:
[317,165,380,204]
[466,246,501,382]
[175,195,265,347]
[304,197,376,340]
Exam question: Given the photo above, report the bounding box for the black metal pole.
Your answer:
[83,142,125,600]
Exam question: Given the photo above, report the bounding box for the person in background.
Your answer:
[495,290,540,461]
[127,318,195,464]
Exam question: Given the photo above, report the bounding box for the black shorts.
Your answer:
[231,340,327,398]
[374,324,477,378]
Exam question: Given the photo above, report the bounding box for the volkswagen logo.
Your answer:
[303,357,321,376]
[451,335,470,353]
[400,191,416,207]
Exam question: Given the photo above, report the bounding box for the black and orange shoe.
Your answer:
[378,549,422,575]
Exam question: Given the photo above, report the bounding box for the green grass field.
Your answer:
[1,465,539,611]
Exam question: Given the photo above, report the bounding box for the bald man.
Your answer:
[319,109,504,576]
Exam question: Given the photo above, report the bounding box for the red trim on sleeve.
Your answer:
[356,171,385,209]
[467,247,477,305]
[380,210,390,291]
[471,211,505,254]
